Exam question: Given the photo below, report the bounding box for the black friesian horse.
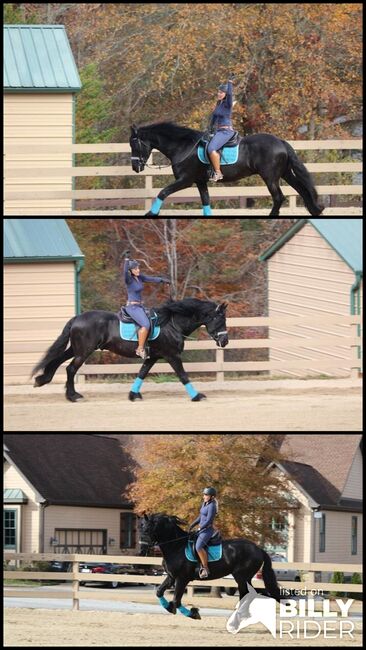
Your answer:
[130,122,324,217]
[32,299,228,402]
[140,513,281,620]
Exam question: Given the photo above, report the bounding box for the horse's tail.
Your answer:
[31,316,76,377]
[261,551,281,602]
[282,141,324,216]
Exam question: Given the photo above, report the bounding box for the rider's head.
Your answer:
[217,83,227,101]
[128,260,140,277]
[203,486,217,502]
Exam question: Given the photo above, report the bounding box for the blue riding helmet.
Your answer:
[203,487,217,496]
[128,260,140,271]
[218,84,228,93]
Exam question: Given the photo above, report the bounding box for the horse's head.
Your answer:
[204,302,229,348]
[139,513,187,547]
[130,124,152,173]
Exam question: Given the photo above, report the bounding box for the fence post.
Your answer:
[72,559,80,611]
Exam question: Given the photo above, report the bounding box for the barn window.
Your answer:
[351,516,357,555]
[120,512,136,549]
[4,509,17,549]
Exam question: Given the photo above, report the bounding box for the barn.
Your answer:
[4,219,84,385]
[260,218,363,377]
[4,25,81,214]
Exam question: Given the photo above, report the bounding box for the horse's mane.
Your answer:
[152,513,188,530]
[138,122,203,145]
[156,298,217,327]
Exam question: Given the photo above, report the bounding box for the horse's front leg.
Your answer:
[173,576,201,620]
[166,355,207,401]
[156,572,177,614]
[196,180,213,216]
[145,178,193,216]
[129,356,158,401]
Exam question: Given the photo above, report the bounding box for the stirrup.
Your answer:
[199,566,209,579]
[136,347,147,360]
[210,170,223,182]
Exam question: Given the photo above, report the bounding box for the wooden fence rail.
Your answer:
[4,553,363,611]
[4,139,362,215]
[76,314,362,382]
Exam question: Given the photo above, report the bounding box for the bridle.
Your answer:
[131,132,204,170]
[206,305,228,347]
[130,136,152,172]
[169,304,228,346]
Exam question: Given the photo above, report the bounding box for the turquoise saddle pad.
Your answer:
[120,320,160,342]
[198,144,239,165]
[185,540,222,563]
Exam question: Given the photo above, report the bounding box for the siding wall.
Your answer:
[4,262,76,384]
[268,223,358,377]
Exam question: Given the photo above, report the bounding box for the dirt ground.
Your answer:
[4,379,362,432]
[4,607,363,647]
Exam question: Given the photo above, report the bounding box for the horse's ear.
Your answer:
[131,124,138,136]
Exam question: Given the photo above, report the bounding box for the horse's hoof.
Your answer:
[34,376,46,387]
[128,391,143,401]
[190,607,201,620]
[192,393,207,402]
[166,602,177,615]
[66,392,84,402]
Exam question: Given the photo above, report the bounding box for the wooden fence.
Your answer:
[76,314,362,383]
[3,314,362,385]
[4,139,362,215]
[4,552,363,611]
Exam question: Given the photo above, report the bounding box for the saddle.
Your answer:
[185,530,223,563]
[198,131,240,166]
[117,306,161,342]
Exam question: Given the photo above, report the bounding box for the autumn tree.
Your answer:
[126,434,297,549]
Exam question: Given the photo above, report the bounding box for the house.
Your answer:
[259,218,363,377]
[4,434,138,556]
[268,434,362,580]
[4,219,84,384]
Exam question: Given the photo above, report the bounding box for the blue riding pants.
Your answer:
[196,528,214,552]
[207,128,235,153]
[124,305,150,329]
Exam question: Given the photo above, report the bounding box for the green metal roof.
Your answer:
[4,25,81,92]
[260,219,363,273]
[4,219,84,262]
[4,488,28,504]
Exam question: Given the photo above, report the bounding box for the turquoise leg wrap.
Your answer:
[184,382,199,399]
[131,377,143,393]
[202,205,212,216]
[178,604,191,617]
[158,596,169,609]
[151,198,163,215]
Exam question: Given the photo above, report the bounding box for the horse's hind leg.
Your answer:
[34,348,74,387]
[266,181,285,216]
[233,571,251,600]
[66,354,89,402]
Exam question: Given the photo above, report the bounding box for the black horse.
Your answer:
[140,513,281,620]
[32,299,228,402]
[130,122,324,217]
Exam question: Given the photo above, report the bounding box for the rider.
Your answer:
[124,256,169,359]
[189,487,218,579]
[208,74,235,182]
